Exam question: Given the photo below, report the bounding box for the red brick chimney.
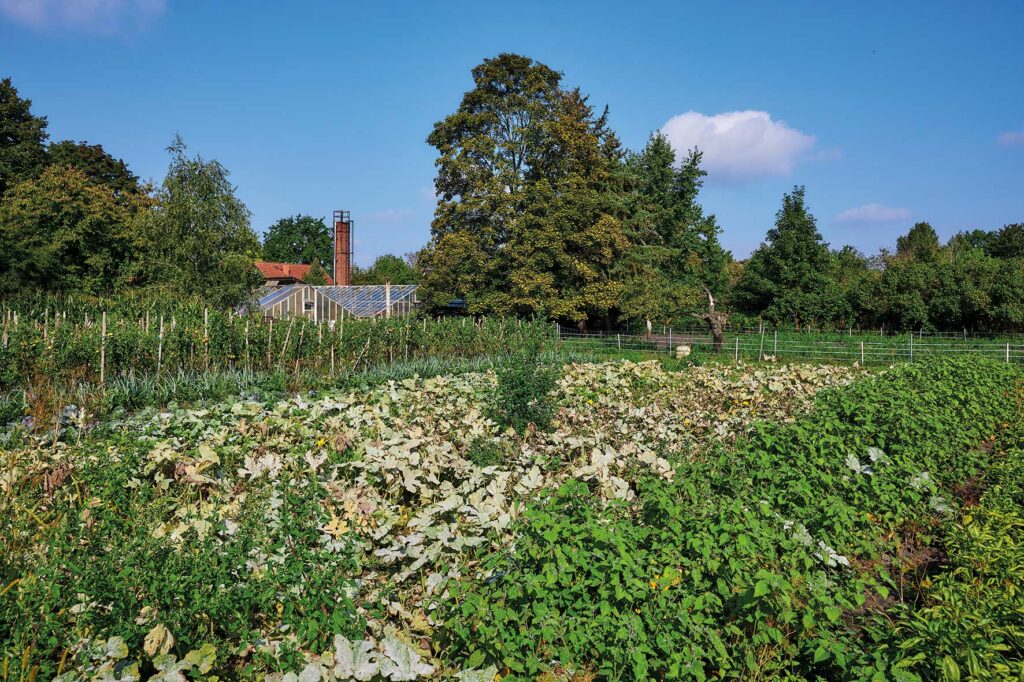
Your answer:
[333,210,352,286]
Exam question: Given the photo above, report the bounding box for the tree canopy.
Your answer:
[615,133,729,324]
[47,140,144,201]
[732,187,833,327]
[0,77,49,198]
[0,166,138,295]
[419,53,627,324]
[352,254,421,285]
[261,214,333,275]
[131,136,262,307]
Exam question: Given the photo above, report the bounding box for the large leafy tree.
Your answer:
[0,166,137,295]
[419,53,627,324]
[733,186,832,326]
[261,214,333,275]
[131,136,262,307]
[47,140,144,201]
[0,77,49,198]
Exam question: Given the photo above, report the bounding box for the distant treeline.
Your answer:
[2,66,1022,332]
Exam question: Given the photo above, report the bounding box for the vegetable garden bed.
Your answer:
[1,357,1021,680]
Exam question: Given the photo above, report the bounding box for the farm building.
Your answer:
[257,284,419,320]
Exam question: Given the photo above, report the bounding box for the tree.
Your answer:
[0,77,49,198]
[986,223,1024,260]
[733,186,832,327]
[0,166,136,295]
[827,245,876,328]
[896,222,941,262]
[419,54,627,324]
[616,133,730,325]
[261,214,333,275]
[47,140,144,201]
[352,254,421,285]
[131,136,262,307]
[302,261,330,285]
[691,284,728,352]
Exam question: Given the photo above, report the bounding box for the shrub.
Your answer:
[490,338,558,432]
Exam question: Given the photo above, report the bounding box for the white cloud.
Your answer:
[660,110,821,181]
[997,130,1024,147]
[835,203,910,224]
[365,208,414,224]
[0,0,165,34]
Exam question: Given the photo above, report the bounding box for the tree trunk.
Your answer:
[691,285,728,353]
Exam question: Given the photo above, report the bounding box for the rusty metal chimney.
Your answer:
[332,210,353,286]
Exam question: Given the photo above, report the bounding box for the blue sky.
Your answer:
[2,1,1022,265]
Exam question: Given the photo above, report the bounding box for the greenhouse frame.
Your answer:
[256,284,420,321]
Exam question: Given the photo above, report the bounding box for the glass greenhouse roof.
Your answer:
[319,284,419,318]
[256,284,419,318]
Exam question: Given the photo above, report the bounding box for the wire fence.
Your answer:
[557,325,1024,365]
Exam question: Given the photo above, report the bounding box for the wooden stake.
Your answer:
[203,308,209,368]
[158,316,164,375]
[100,311,107,385]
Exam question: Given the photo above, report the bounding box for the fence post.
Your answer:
[758,328,765,361]
[158,315,164,375]
[734,336,740,363]
[385,281,392,319]
[267,318,273,366]
[1007,343,1011,363]
[203,308,209,369]
[909,333,913,363]
[773,330,778,358]
[668,327,672,352]
[617,333,621,350]
[860,340,865,365]
[100,311,106,385]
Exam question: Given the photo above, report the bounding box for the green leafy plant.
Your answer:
[490,337,558,432]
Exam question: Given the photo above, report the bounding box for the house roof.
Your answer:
[255,261,334,285]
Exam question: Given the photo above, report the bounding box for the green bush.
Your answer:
[490,339,558,432]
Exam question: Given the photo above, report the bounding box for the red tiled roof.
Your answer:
[255,261,334,285]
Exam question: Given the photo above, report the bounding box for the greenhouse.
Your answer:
[256,284,420,321]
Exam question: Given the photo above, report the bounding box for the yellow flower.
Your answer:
[649,580,657,590]
[316,438,326,447]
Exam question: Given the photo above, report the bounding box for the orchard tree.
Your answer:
[0,77,49,198]
[261,214,333,275]
[0,166,137,295]
[132,136,262,307]
[420,53,627,324]
[733,186,832,327]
